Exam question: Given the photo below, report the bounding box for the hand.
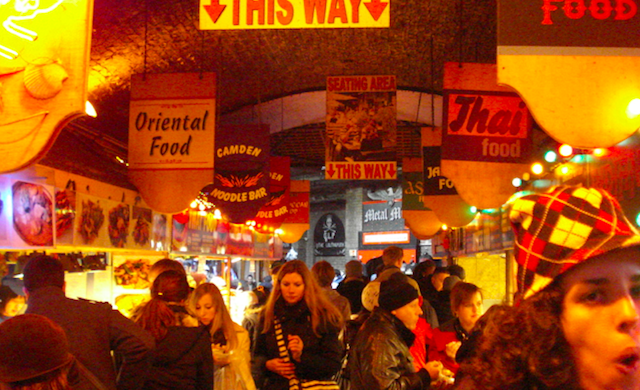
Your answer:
[265,358,296,379]
[287,334,304,362]
[423,360,443,381]
[445,341,461,360]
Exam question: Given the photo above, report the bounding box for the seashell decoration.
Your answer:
[23,60,69,100]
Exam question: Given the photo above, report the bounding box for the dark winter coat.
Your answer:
[251,297,343,390]
[348,308,432,390]
[26,286,155,390]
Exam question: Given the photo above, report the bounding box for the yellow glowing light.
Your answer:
[190,200,198,209]
[275,228,284,235]
[559,144,573,157]
[198,210,207,216]
[627,98,640,119]
[592,148,607,157]
[85,101,97,117]
[531,163,544,175]
[198,203,206,211]
[560,165,570,175]
[213,209,222,219]
[4,0,65,41]
[442,224,448,231]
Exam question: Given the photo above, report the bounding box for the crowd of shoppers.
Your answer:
[3,185,640,390]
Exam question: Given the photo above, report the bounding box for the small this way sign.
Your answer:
[200,0,390,30]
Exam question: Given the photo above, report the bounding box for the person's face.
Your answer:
[391,298,423,330]
[280,272,305,305]
[561,251,640,390]
[1,296,24,318]
[455,291,483,331]
[195,293,216,326]
[433,272,450,291]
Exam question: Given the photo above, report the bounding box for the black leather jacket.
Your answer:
[348,307,432,390]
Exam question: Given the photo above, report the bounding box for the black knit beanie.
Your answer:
[378,273,419,312]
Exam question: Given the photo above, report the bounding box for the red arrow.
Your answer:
[388,163,397,178]
[204,0,226,24]
[364,0,388,21]
[325,163,336,178]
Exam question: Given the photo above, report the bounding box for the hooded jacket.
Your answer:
[348,307,432,390]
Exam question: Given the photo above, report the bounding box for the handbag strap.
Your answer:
[274,318,301,390]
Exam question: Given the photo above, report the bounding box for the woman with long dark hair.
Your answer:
[252,260,344,390]
[134,270,213,390]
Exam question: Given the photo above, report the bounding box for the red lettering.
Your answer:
[246,0,265,25]
[233,0,241,24]
[349,0,361,22]
[304,0,327,24]
[328,0,348,23]
[278,0,294,24]
[542,0,637,24]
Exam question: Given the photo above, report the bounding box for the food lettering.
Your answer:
[449,96,526,136]
[541,0,637,24]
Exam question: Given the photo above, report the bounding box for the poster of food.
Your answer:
[131,206,152,249]
[107,202,130,248]
[113,257,151,290]
[151,212,169,251]
[11,180,55,247]
[0,178,11,246]
[73,193,109,248]
[55,187,77,245]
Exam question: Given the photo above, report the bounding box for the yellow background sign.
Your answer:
[199,0,390,30]
[325,161,397,180]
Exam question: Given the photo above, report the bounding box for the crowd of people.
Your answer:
[1,185,640,390]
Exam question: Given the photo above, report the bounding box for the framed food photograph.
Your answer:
[11,180,55,248]
[131,206,152,249]
[73,193,109,248]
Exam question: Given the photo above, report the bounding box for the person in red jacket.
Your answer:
[428,282,483,375]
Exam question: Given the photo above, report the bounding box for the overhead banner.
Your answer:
[254,156,291,233]
[401,158,441,239]
[0,0,93,173]
[129,72,216,214]
[280,180,310,244]
[325,75,397,180]
[422,128,476,227]
[498,0,640,147]
[199,0,390,30]
[207,124,270,224]
[441,63,532,210]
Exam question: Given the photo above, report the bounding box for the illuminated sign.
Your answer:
[199,0,390,30]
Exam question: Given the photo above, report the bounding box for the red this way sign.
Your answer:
[325,162,397,180]
[199,0,391,30]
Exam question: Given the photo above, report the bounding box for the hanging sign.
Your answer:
[129,72,216,214]
[199,0,390,30]
[441,63,533,210]
[208,124,270,224]
[498,0,640,147]
[314,213,346,256]
[254,156,291,233]
[325,75,397,180]
[280,180,310,244]
[401,157,442,239]
[0,0,93,173]
[422,128,476,228]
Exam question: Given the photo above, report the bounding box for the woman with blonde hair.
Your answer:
[252,260,344,390]
[190,283,255,390]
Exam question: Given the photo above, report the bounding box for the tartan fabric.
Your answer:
[510,186,640,296]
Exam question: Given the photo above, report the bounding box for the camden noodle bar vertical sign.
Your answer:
[129,73,216,214]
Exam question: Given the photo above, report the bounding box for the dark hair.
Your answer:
[149,258,186,283]
[450,282,482,311]
[23,255,65,292]
[413,259,436,279]
[447,264,466,280]
[135,270,191,341]
[311,260,335,288]
[457,281,579,390]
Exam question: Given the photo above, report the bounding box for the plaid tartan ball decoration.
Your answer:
[510,185,640,296]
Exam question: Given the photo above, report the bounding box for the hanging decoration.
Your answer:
[128,72,216,214]
[401,157,442,239]
[498,0,640,147]
[441,62,533,210]
[422,127,476,227]
[324,75,398,180]
[279,180,310,244]
[0,0,93,173]
[206,124,270,224]
[253,156,291,233]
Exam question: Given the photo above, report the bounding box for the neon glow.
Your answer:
[559,144,573,157]
[627,98,640,119]
[531,163,544,175]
